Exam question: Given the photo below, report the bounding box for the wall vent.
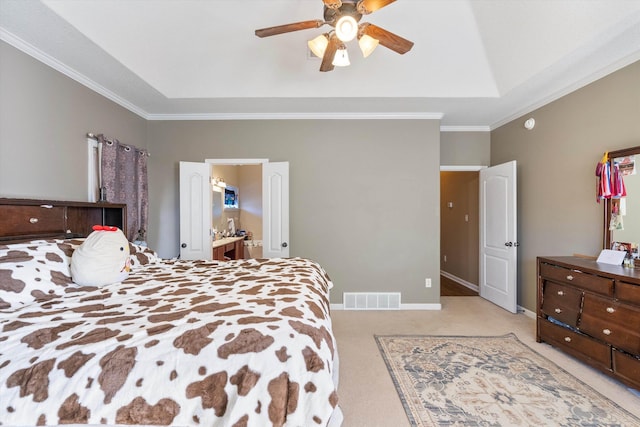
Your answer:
[343,292,401,310]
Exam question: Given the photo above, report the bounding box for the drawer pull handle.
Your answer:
[564,337,571,343]
[29,218,39,224]
[566,275,574,281]
[554,308,562,314]
[606,307,615,313]
[557,290,564,296]
[603,329,611,335]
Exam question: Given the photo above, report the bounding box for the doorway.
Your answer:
[206,158,290,259]
[440,167,482,296]
[179,159,289,261]
[210,163,263,258]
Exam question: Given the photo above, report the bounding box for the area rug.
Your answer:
[375,333,639,426]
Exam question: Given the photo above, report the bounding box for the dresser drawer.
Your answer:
[539,262,613,296]
[580,294,640,355]
[538,318,611,370]
[541,281,582,327]
[616,280,640,306]
[613,349,640,389]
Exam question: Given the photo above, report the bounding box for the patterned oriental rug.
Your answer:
[375,333,639,426]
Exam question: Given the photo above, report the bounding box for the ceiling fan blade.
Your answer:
[255,20,324,38]
[361,23,413,54]
[357,0,396,14]
[323,0,342,9]
[320,36,340,72]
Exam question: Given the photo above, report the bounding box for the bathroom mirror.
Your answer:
[212,187,223,229]
[604,145,640,250]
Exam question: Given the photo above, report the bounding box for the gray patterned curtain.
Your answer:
[98,135,149,242]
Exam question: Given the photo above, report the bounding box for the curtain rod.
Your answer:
[86,132,150,156]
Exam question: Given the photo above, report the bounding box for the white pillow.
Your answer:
[71,227,131,286]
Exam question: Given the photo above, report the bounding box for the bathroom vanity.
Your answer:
[212,236,245,261]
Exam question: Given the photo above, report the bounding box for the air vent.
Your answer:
[343,292,401,310]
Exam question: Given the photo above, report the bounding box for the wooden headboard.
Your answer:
[0,198,126,243]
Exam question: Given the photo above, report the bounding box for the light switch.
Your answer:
[447,202,453,208]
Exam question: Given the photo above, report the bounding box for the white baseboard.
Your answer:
[518,306,536,318]
[440,270,479,292]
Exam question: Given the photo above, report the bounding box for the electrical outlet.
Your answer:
[425,278,432,288]
[444,255,447,262]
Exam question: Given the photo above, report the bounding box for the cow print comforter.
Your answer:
[0,254,340,426]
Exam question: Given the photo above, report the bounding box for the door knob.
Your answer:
[505,242,513,247]
[181,243,187,248]
[282,242,288,248]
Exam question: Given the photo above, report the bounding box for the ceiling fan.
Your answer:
[255,0,414,72]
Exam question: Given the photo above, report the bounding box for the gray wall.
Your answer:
[147,120,442,305]
[0,40,443,305]
[0,41,147,200]
[441,131,491,166]
[491,60,640,311]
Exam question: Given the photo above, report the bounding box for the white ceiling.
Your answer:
[1,0,640,129]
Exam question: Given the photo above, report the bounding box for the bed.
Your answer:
[0,199,342,426]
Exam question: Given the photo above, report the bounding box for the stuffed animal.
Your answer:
[71,225,131,286]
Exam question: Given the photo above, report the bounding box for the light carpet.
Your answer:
[375,333,640,426]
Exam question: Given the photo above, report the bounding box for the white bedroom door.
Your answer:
[262,162,290,258]
[479,161,517,313]
[179,161,212,260]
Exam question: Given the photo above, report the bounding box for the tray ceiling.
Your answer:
[1,0,639,128]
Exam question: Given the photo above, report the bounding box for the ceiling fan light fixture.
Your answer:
[308,33,329,58]
[358,34,379,57]
[332,46,350,67]
[335,15,358,42]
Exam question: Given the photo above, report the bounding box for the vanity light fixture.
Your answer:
[211,177,227,188]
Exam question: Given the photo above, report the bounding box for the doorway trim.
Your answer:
[440,165,486,172]
[206,158,269,165]
[439,165,486,295]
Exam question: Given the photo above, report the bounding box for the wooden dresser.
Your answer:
[537,256,640,390]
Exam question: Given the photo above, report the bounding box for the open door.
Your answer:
[479,161,517,313]
[179,161,212,260]
[262,162,290,258]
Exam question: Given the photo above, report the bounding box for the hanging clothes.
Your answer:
[596,152,611,202]
[611,161,627,198]
[596,152,627,202]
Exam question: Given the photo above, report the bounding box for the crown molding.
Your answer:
[440,126,491,132]
[1,28,149,119]
[146,112,444,121]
